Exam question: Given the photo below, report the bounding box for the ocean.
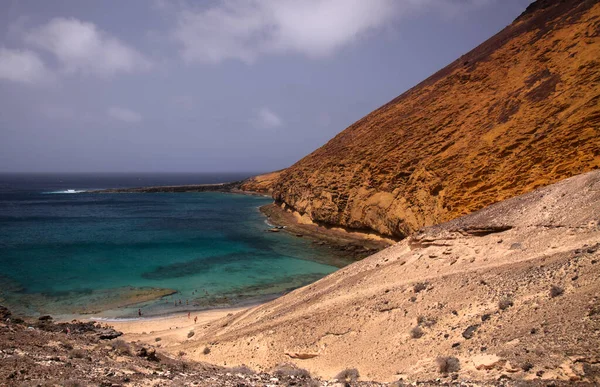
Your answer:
[0,173,350,319]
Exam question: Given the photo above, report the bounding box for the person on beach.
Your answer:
[188,312,190,319]
[138,309,142,317]
[186,300,189,305]
[194,316,197,324]
[179,299,182,305]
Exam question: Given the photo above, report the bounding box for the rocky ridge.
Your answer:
[271,0,600,238]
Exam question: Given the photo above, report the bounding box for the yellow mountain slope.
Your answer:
[272,0,600,238]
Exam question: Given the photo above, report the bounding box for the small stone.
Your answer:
[509,243,522,250]
[462,324,479,339]
[505,361,519,372]
[285,352,318,359]
[472,354,503,370]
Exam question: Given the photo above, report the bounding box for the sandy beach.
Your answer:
[101,306,251,351]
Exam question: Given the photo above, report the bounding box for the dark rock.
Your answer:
[38,315,53,322]
[97,328,123,340]
[521,362,534,372]
[137,347,159,362]
[481,314,491,321]
[0,305,11,320]
[462,324,479,339]
[509,242,523,250]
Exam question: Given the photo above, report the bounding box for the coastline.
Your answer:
[260,202,394,260]
[101,305,253,354]
[89,181,244,194]
[38,181,394,324]
[91,178,393,259]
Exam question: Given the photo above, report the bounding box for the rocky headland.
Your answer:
[270,0,600,239]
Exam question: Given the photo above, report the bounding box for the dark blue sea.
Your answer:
[0,173,348,319]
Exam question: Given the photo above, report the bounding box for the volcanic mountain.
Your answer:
[271,0,600,239]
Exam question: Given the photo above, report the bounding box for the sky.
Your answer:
[0,0,532,173]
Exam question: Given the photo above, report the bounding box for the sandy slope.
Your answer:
[148,170,600,383]
[107,307,247,351]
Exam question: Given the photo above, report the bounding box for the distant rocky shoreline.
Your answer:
[90,180,245,194]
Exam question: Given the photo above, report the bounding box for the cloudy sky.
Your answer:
[0,0,531,173]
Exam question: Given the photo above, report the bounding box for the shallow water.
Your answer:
[0,173,350,318]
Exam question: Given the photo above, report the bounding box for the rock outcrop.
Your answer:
[239,170,284,194]
[272,0,600,238]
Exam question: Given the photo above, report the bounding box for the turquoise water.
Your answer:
[0,174,348,318]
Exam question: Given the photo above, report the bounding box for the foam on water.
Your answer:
[43,189,87,194]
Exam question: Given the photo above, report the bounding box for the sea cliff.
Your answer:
[270,0,600,239]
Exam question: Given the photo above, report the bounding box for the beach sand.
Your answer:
[102,306,250,351]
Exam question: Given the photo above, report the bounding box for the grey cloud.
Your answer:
[0,47,53,84]
[24,17,152,76]
[172,0,400,64]
[169,0,497,64]
[253,107,283,129]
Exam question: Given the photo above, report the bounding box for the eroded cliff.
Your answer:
[272,0,600,238]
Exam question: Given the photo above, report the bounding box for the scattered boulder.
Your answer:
[436,356,460,373]
[472,355,503,370]
[137,347,159,362]
[285,351,319,359]
[504,361,520,373]
[462,324,479,339]
[97,328,123,340]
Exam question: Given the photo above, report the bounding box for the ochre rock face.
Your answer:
[240,170,284,194]
[272,0,600,239]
